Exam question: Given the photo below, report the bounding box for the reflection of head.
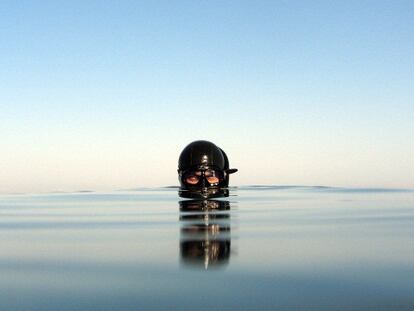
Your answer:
[178,140,237,199]
[179,199,231,269]
[180,240,230,268]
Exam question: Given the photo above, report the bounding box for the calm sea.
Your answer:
[1,186,414,310]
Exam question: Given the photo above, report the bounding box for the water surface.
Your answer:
[1,186,414,310]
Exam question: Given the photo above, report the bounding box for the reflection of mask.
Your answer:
[177,140,237,199]
[179,199,230,212]
[179,199,231,269]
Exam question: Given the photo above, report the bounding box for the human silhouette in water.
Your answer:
[177,140,237,199]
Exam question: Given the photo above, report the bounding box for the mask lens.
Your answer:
[183,170,223,186]
[205,170,223,184]
[184,171,201,185]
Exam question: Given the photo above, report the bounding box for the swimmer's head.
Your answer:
[178,140,237,198]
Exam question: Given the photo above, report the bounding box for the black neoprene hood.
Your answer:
[177,140,237,198]
[178,140,225,171]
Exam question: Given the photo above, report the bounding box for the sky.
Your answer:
[1,0,413,194]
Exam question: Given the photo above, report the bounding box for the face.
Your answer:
[184,169,223,186]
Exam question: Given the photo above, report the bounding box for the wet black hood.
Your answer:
[177,140,237,198]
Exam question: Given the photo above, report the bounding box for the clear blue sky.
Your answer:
[1,0,413,193]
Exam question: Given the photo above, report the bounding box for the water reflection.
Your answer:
[179,199,231,269]
[178,188,229,199]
